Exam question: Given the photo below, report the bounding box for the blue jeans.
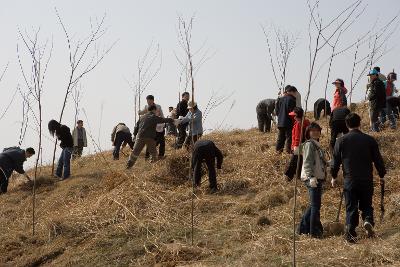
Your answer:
[299,180,323,237]
[56,147,72,179]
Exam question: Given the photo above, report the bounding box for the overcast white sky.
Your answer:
[0,0,399,163]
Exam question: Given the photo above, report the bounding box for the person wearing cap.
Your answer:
[178,101,203,148]
[0,147,35,193]
[381,72,398,129]
[176,92,190,148]
[367,69,386,132]
[313,98,331,120]
[127,105,177,169]
[275,85,297,153]
[72,120,87,159]
[256,99,276,132]
[191,140,224,194]
[298,122,327,238]
[366,66,387,95]
[139,95,166,158]
[329,106,350,151]
[331,113,386,243]
[332,79,348,110]
[284,107,310,181]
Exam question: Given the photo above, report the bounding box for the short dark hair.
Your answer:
[169,106,174,109]
[284,85,292,92]
[293,107,304,118]
[77,120,83,124]
[182,92,190,97]
[373,66,381,73]
[345,113,361,128]
[148,105,157,112]
[146,95,154,100]
[26,147,35,155]
[286,86,296,93]
[305,122,322,140]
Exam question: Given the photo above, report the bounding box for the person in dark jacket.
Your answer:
[329,106,350,150]
[331,113,386,243]
[176,92,190,148]
[111,123,134,160]
[192,140,223,193]
[256,99,275,132]
[0,147,35,193]
[49,120,74,180]
[275,86,297,153]
[367,69,387,132]
[387,96,400,119]
[127,105,176,169]
[314,98,331,120]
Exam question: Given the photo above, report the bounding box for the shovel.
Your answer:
[380,180,385,222]
[325,188,345,236]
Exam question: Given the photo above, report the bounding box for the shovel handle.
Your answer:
[336,188,344,222]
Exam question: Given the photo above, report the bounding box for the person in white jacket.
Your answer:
[298,122,327,238]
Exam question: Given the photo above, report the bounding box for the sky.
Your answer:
[0,0,399,164]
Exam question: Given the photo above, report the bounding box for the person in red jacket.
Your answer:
[284,107,310,181]
[332,79,348,110]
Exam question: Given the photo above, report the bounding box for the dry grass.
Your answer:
[0,101,400,266]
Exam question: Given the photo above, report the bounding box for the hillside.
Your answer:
[1,103,400,267]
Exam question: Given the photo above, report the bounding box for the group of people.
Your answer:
[255,67,396,242]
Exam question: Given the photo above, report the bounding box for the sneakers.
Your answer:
[345,225,357,243]
[363,221,375,238]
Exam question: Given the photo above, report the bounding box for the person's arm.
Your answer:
[215,146,224,169]
[111,126,117,142]
[155,116,174,124]
[192,110,202,123]
[302,142,315,179]
[138,105,147,116]
[330,138,342,179]
[368,85,376,101]
[180,112,191,124]
[371,139,386,179]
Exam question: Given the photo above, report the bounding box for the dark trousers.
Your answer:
[176,123,188,147]
[193,157,217,189]
[330,120,349,149]
[113,131,134,160]
[284,154,303,180]
[184,134,201,149]
[0,169,9,193]
[276,127,292,153]
[72,139,84,160]
[146,131,165,158]
[299,181,323,237]
[381,99,397,128]
[344,179,374,231]
[257,112,272,132]
[370,107,384,132]
[56,147,72,179]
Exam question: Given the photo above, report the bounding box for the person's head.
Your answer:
[368,69,379,81]
[77,120,83,128]
[293,107,304,121]
[169,106,174,112]
[182,92,190,101]
[332,78,344,89]
[48,120,61,137]
[284,85,292,94]
[373,66,381,73]
[388,72,397,82]
[118,123,126,126]
[146,95,155,105]
[305,122,322,140]
[285,85,297,97]
[148,104,157,113]
[187,101,197,112]
[25,147,35,158]
[345,113,361,130]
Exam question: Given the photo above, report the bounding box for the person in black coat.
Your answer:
[176,92,190,148]
[191,140,223,193]
[314,98,331,120]
[331,113,386,243]
[275,86,297,153]
[387,96,400,120]
[48,120,74,180]
[256,99,275,132]
[367,69,386,132]
[329,106,350,150]
[0,147,35,193]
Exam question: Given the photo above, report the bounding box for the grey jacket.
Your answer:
[301,140,327,181]
[137,113,174,139]
[72,127,87,147]
[181,108,203,136]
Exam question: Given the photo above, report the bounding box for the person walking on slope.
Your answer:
[0,147,35,193]
[366,66,387,96]
[176,92,190,148]
[284,107,310,181]
[313,98,331,120]
[48,120,74,180]
[111,123,134,160]
[72,120,87,159]
[298,122,327,238]
[256,99,276,133]
[331,113,386,243]
[329,106,350,151]
[381,72,398,129]
[332,78,348,110]
[127,105,176,169]
[191,140,224,194]
[275,86,297,153]
[367,69,387,132]
[178,101,203,149]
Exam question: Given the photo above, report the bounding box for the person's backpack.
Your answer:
[2,146,20,153]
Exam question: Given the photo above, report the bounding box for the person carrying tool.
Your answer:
[331,113,386,243]
[0,147,35,193]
